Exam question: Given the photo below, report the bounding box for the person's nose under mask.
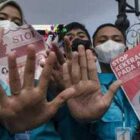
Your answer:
[0,20,19,30]
[94,40,126,64]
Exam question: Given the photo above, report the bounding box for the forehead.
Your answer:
[96,26,123,37]
[0,5,21,19]
[66,28,86,34]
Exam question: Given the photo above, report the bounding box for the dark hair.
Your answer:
[0,1,23,24]
[64,22,91,43]
[92,23,126,46]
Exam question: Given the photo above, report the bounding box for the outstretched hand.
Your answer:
[0,45,78,132]
[46,38,72,92]
[64,45,122,121]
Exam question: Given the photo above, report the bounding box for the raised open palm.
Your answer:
[0,45,79,132]
[64,45,122,121]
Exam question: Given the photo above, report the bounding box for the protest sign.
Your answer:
[0,24,46,85]
[111,44,140,120]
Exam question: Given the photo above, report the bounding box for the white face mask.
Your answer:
[0,20,18,30]
[94,40,126,64]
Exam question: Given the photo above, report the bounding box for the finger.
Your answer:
[86,49,99,83]
[39,50,50,68]
[0,84,6,101]
[47,80,100,119]
[78,45,88,80]
[8,51,21,95]
[46,49,50,54]
[103,80,122,107]
[0,84,17,118]
[53,59,61,70]
[63,63,72,88]
[38,52,47,68]
[52,69,62,83]
[64,37,72,60]
[23,45,36,88]
[51,42,65,65]
[0,28,4,44]
[71,52,80,84]
[48,87,76,112]
[38,52,56,95]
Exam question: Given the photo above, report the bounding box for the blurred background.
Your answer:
[16,0,140,46]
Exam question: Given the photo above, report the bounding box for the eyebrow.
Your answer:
[112,35,123,38]
[0,12,21,21]
[0,12,8,17]
[66,31,86,36]
[77,31,86,35]
[97,34,122,38]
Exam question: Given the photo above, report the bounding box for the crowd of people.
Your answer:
[0,0,140,140]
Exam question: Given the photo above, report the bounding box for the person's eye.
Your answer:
[79,35,86,38]
[14,22,21,26]
[12,20,22,26]
[65,34,74,41]
[114,39,123,42]
[65,34,72,38]
[0,17,6,20]
[98,40,107,43]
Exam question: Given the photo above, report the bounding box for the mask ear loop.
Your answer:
[93,46,98,58]
[22,19,28,25]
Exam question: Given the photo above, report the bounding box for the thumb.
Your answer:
[48,87,76,112]
[103,80,122,107]
[0,83,7,101]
